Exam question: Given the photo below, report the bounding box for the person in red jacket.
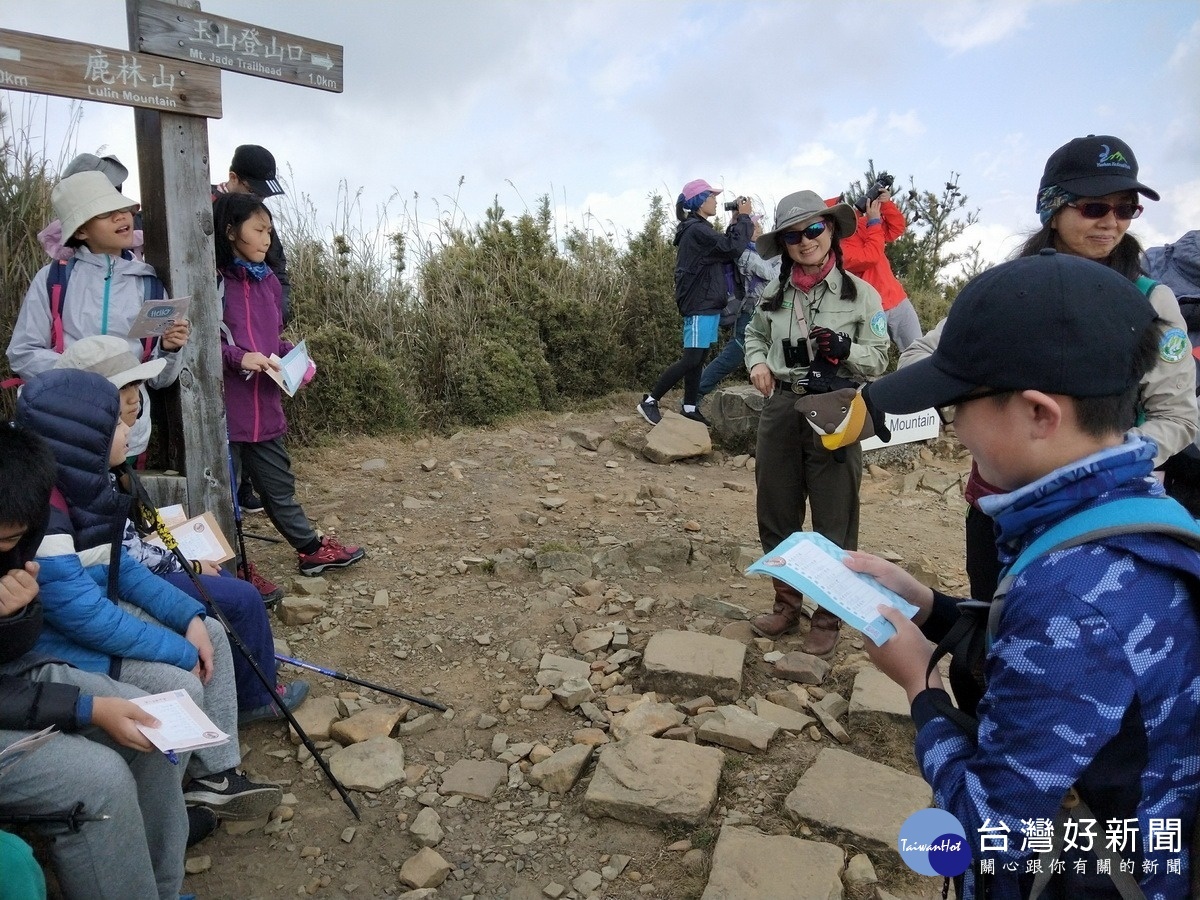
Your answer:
[828,191,921,351]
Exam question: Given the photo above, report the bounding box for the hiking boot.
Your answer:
[800,608,842,657]
[183,769,282,821]
[237,561,283,607]
[237,481,264,515]
[750,579,805,638]
[238,680,310,725]
[637,397,662,426]
[186,805,219,847]
[681,407,711,427]
[298,536,365,576]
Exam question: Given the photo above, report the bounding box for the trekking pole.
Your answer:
[228,453,252,578]
[126,468,361,821]
[0,803,109,833]
[275,655,447,712]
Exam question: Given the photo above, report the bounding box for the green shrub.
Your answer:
[286,324,417,443]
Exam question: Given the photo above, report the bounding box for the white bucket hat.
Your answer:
[54,335,166,388]
[756,190,858,260]
[52,171,138,241]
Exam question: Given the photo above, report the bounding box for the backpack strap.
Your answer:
[46,257,78,355]
[1028,791,1147,900]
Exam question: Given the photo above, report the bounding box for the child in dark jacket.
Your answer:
[214,192,364,576]
[0,422,189,899]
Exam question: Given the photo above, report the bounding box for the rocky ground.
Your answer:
[182,393,975,900]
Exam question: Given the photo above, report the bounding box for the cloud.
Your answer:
[923,1,1032,53]
[886,111,926,138]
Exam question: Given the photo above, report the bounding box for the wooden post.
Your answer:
[126,0,234,543]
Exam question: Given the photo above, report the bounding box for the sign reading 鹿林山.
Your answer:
[0,28,221,117]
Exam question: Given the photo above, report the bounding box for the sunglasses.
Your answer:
[782,220,830,244]
[1065,201,1143,221]
[92,205,140,222]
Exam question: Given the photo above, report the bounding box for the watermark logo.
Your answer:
[898,808,972,877]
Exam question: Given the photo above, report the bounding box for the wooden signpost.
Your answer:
[134,0,344,93]
[2,2,343,547]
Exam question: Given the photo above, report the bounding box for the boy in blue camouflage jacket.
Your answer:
[848,251,1200,899]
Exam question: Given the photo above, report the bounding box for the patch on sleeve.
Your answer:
[870,310,888,338]
[1159,328,1189,363]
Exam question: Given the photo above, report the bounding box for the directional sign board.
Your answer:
[135,0,344,93]
[0,29,222,118]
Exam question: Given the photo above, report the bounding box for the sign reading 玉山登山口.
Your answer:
[134,0,344,93]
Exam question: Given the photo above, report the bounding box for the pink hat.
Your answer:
[680,178,721,201]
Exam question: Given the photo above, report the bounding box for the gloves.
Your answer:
[810,326,852,365]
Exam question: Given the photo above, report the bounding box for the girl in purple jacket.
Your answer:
[214,194,364,577]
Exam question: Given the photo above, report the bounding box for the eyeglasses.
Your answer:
[92,205,139,221]
[935,386,1014,426]
[782,221,829,244]
[1065,201,1143,221]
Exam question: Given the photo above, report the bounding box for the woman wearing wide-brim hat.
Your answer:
[901,133,1196,613]
[744,190,890,655]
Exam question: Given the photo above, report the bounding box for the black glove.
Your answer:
[810,326,852,364]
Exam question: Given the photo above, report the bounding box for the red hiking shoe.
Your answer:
[297,536,365,576]
[237,561,283,606]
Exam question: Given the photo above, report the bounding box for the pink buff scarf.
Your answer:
[789,255,835,293]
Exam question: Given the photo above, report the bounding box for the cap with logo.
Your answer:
[1039,134,1159,201]
[869,249,1157,415]
[230,145,284,198]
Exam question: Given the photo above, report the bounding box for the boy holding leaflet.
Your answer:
[848,251,1200,898]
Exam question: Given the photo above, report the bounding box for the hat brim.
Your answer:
[866,356,979,415]
[757,203,858,260]
[242,176,285,199]
[60,190,139,242]
[108,357,167,388]
[1056,174,1160,202]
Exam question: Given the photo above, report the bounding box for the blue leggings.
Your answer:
[162,570,277,709]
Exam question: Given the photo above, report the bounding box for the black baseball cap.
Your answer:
[230,144,284,198]
[1038,134,1159,201]
[869,250,1157,414]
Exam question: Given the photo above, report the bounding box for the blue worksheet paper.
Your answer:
[269,340,311,397]
[746,532,919,645]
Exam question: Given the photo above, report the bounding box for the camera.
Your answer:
[853,172,895,213]
[781,338,811,369]
[723,195,750,213]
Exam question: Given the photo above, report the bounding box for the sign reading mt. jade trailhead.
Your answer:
[135,0,344,93]
[0,28,222,117]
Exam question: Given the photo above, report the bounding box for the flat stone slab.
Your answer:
[289,695,342,745]
[701,826,844,900]
[850,668,912,725]
[438,759,508,801]
[784,748,932,859]
[695,705,779,753]
[584,734,723,828]
[611,700,685,741]
[640,630,745,702]
[752,698,816,733]
[528,744,593,795]
[536,653,591,688]
[773,651,830,685]
[643,412,712,464]
[330,705,407,746]
[328,736,406,792]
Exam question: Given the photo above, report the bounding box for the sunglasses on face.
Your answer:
[782,220,830,244]
[1066,201,1143,221]
[92,205,140,222]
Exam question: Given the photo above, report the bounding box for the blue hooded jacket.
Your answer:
[15,369,203,677]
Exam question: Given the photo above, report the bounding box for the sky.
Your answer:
[2,0,1198,275]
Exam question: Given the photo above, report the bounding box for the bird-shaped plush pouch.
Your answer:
[794,370,891,463]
